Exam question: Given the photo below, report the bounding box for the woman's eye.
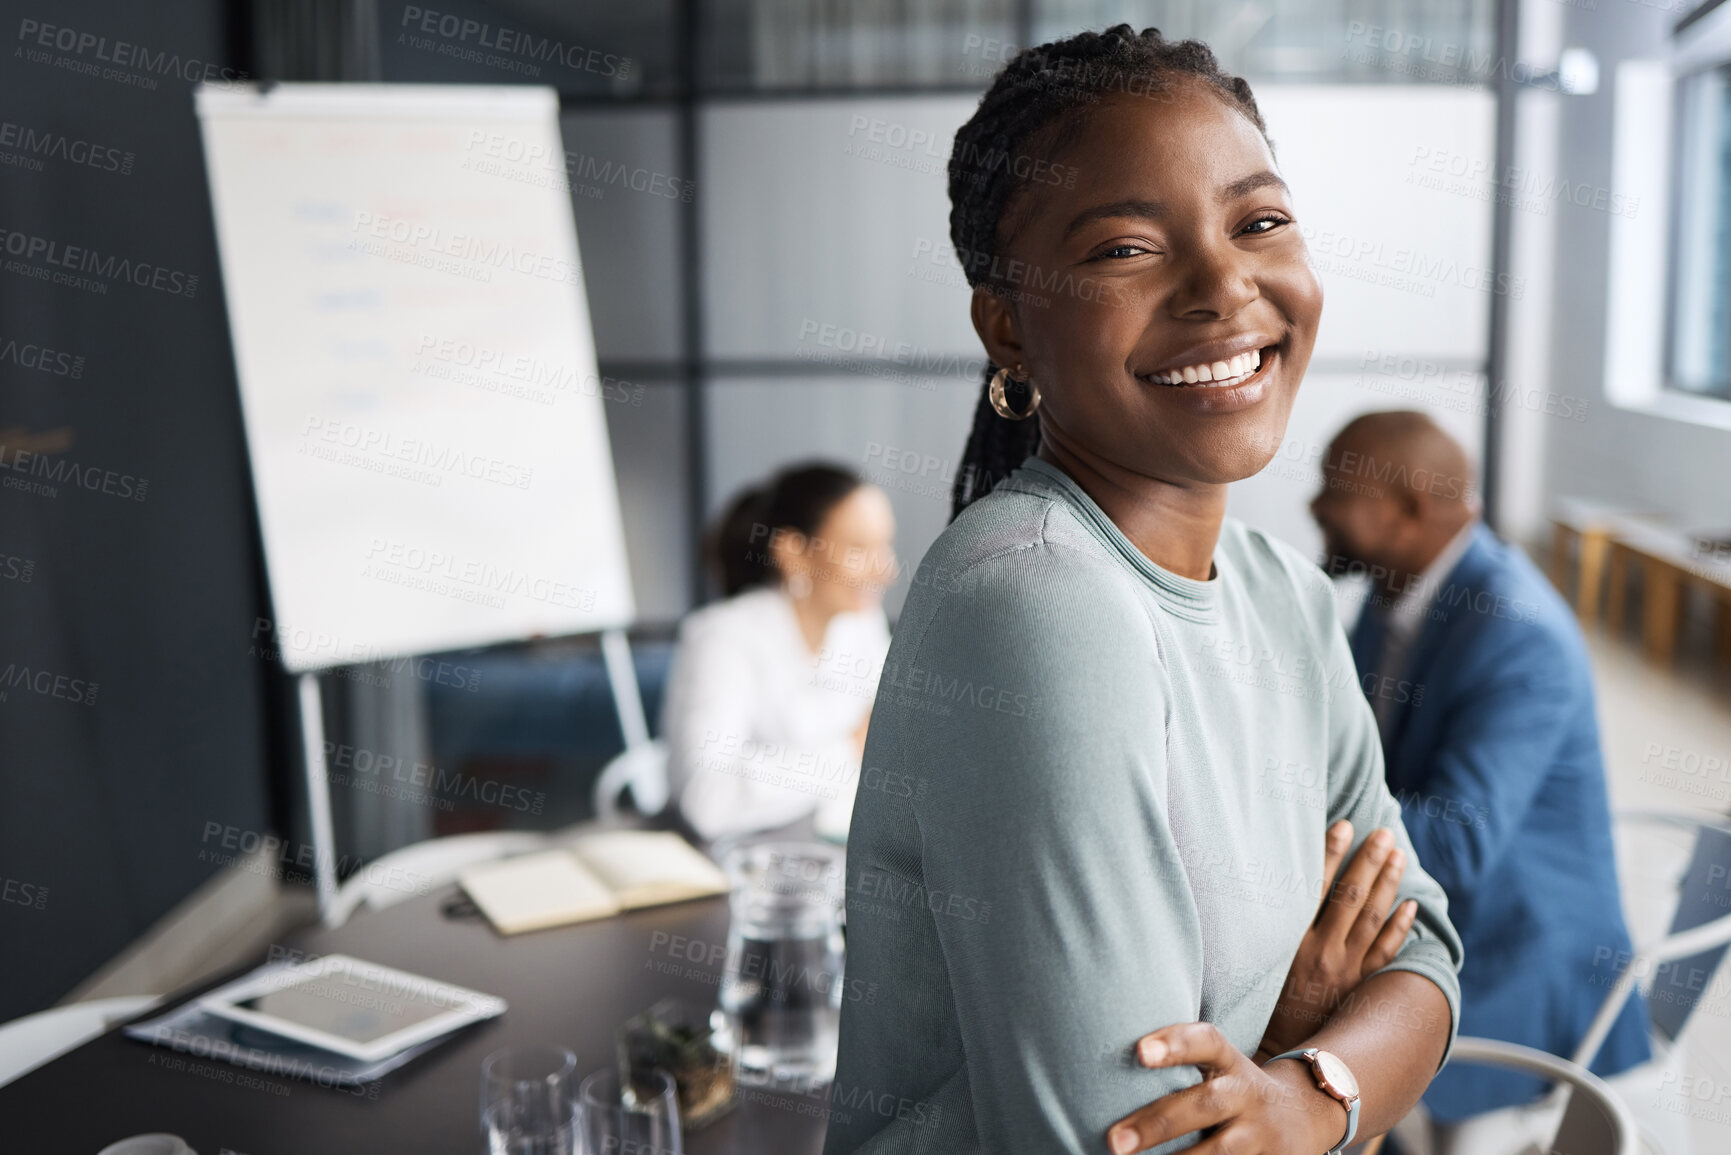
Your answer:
[1097,243,1151,259]
[1240,214,1291,236]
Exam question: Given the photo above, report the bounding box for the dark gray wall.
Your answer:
[0,0,275,1018]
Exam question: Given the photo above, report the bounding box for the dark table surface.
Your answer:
[0,884,832,1154]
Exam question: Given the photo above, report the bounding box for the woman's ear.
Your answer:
[970,285,1024,371]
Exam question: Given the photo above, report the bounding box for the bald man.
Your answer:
[1310,412,1648,1151]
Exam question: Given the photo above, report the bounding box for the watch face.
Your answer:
[1313,1051,1360,1101]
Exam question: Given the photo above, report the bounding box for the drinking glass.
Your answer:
[480,1044,579,1155]
[712,841,846,1087]
[580,1067,683,1155]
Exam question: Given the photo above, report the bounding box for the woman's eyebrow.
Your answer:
[1061,174,1289,239]
[1218,171,1289,201]
[1062,199,1167,239]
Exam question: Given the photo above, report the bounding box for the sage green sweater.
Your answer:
[823,457,1463,1154]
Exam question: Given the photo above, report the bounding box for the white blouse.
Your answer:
[661,586,890,841]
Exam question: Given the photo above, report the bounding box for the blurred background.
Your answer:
[3,1,1730,1143]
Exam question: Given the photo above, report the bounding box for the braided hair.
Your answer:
[946,24,1270,520]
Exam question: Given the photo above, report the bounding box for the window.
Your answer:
[1668,64,1731,399]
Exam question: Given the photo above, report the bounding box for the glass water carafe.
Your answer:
[711,841,846,1088]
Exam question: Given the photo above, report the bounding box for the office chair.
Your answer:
[321,830,550,927]
[592,738,669,820]
[1570,808,1731,1155]
[1432,1037,1640,1155]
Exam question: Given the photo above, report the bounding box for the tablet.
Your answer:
[199,953,506,1062]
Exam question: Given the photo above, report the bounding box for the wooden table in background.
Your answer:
[1604,522,1731,668]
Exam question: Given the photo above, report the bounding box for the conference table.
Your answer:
[0,878,831,1153]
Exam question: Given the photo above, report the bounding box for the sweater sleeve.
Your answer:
[1319,592,1466,1069]
[887,553,1209,1154]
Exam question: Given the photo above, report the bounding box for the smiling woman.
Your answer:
[826,25,1464,1155]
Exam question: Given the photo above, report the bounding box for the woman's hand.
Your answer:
[1106,1022,1348,1154]
[1257,821,1416,1059]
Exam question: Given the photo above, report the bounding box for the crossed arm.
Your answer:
[1106,822,1451,1153]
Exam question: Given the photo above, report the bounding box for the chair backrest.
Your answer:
[592,739,669,820]
[1576,810,1731,1066]
[1647,823,1731,1041]
[1447,1037,1638,1155]
[322,830,550,927]
[0,995,160,1089]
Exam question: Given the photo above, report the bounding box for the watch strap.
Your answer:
[1267,1049,1359,1154]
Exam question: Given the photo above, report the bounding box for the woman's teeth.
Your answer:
[1148,348,1263,387]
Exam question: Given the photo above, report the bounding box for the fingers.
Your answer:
[1344,843,1407,958]
[1315,827,1395,942]
[1312,820,1352,923]
[1108,1023,1249,1155]
[1107,1071,1246,1154]
[1364,898,1420,974]
[1131,1021,1242,1077]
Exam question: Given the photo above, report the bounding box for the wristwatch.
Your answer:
[1267,1048,1360,1154]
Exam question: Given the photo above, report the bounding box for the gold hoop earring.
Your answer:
[989,366,1042,421]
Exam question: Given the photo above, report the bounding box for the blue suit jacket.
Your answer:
[1350,524,1649,1121]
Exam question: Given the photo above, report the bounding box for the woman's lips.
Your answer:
[1140,345,1277,389]
[1137,345,1281,413]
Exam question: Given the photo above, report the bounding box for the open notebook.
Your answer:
[458,831,730,935]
